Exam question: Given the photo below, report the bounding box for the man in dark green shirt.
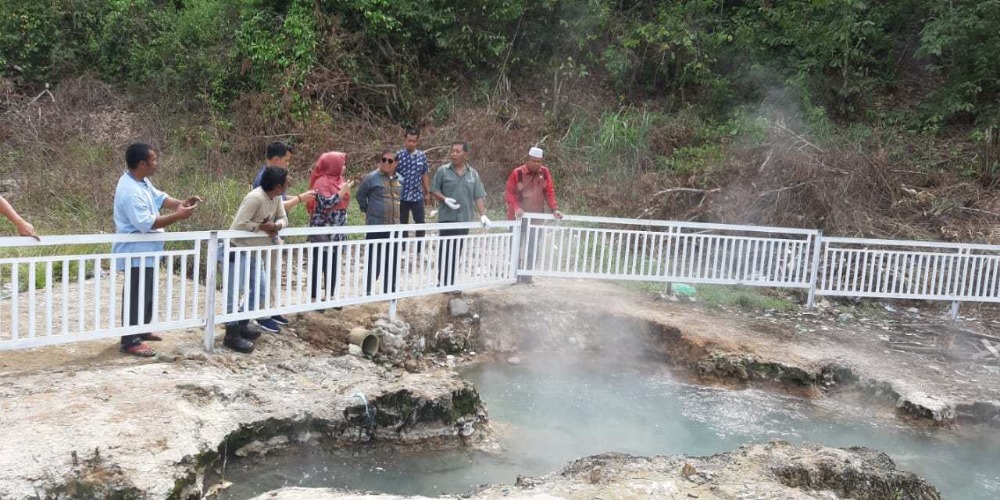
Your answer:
[430,141,487,287]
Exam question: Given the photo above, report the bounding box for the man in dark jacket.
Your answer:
[356,149,402,295]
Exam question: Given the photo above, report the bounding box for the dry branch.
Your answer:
[953,328,1000,344]
[959,207,1000,218]
[651,187,720,197]
[774,122,825,153]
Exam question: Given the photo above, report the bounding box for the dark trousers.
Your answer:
[366,231,399,295]
[121,267,155,347]
[400,200,425,254]
[437,228,469,287]
[310,246,340,300]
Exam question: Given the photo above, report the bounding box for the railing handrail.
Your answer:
[0,231,215,248]
[526,213,821,236]
[0,221,519,250]
[822,236,1000,252]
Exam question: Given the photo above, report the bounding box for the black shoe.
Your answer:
[223,334,255,354]
[239,323,263,341]
[271,315,290,325]
[256,318,281,333]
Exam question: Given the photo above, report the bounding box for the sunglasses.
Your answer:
[380,157,396,164]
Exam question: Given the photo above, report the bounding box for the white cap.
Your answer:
[528,147,544,159]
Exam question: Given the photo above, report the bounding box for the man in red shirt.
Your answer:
[505,147,563,283]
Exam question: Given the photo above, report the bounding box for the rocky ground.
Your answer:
[0,306,486,499]
[247,440,942,499]
[1,277,997,498]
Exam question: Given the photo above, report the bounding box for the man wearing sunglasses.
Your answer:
[356,149,403,295]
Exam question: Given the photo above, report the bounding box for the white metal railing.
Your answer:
[0,232,210,350]
[210,222,518,329]
[522,214,1000,316]
[817,237,1000,316]
[0,222,518,351]
[4,213,1000,352]
[520,214,818,289]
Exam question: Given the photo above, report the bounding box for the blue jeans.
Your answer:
[226,252,267,327]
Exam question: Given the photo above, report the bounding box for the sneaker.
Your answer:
[271,315,290,325]
[223,334,255,354]
[256,318,281,333]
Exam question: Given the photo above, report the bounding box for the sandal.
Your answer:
[141,333,164,342]
[122,343,156,358]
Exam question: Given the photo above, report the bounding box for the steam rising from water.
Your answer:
[216,356,999,499]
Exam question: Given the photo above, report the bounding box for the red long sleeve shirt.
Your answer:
[505,165,558,220]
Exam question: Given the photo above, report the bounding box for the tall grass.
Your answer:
[563,107,658,177]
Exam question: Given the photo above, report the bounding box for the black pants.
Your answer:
[121,267,155,347]
[437,228,468,287]
[400,200,425,254]
[366,232,399,295]
[310,246,340,300]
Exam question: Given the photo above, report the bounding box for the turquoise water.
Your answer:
[218,357,999,499]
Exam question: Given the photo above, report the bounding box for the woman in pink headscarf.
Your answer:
[307,152,353,304]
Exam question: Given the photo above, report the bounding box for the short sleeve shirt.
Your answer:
[112,171,169,269]
[395,149,429,202]
[431,163,486,223]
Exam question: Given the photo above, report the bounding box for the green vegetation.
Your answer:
[4,1,998,125]
[696,284,796,311]
[621,281,795,312]
[2,0,1000,245]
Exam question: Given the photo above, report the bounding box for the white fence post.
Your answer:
[389,228,399,322]
[806,230,824,309]
[512,216,526,280]
[950,247,968,321]
[203,231,218,352]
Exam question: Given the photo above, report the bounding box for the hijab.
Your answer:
[307,151,350,214]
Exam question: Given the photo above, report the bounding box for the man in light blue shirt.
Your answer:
[113,143,201,357]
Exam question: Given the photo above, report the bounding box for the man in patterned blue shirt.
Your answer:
[395,127,431,260]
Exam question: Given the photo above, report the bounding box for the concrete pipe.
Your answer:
[348,328,380,356]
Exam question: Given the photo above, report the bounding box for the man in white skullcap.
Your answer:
[505,146,563,283]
